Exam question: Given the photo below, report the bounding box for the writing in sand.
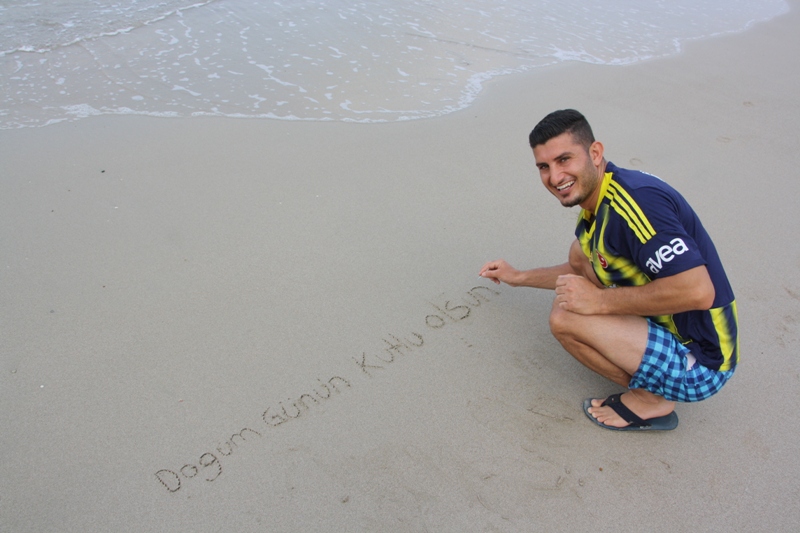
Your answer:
[155,285,500,493]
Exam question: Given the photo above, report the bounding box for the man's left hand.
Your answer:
[554,274,604,315]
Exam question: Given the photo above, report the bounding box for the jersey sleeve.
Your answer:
[620,185,707,279]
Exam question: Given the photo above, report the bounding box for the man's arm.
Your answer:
[479,259,575,289]
[480,240,600,290]
[555,265,715,316]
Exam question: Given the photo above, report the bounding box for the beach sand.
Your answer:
[2,2,799,531]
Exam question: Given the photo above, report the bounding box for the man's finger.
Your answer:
[479,261,501,276]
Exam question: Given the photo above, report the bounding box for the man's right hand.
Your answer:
[479,258,579,290]
[479,259,521,286]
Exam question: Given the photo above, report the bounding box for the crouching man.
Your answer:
[479,109,738,430]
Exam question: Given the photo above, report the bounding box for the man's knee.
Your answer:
[549,300,575,340]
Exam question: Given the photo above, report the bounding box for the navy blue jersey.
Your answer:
[575,162,738,371]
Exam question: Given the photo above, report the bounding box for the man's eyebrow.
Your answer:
[537,150,574,167]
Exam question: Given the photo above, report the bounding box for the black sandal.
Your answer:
[583,393,678,431]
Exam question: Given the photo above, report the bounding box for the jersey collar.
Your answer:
[581,165,613,221]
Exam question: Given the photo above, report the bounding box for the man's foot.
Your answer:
[584,391,677,430]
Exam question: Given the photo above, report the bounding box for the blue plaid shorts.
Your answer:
[628,320,734,402]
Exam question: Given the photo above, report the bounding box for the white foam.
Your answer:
[0,0,790,129]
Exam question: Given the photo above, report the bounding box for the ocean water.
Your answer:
[0,0,789,129]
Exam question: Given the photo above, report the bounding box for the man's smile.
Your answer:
[556,180,575,191]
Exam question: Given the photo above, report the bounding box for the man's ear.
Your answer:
[589,140,604,166]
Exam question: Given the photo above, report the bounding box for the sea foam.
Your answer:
[0,0,789,129]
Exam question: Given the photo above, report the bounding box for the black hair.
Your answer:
[529,109,595,149]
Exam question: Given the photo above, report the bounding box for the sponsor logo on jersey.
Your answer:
[597,252,608,269]
[645,238,689,274]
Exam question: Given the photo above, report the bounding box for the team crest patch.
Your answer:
[597,252,608,269]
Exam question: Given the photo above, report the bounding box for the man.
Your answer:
[479,109,738,431]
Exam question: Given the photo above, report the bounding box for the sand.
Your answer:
[2,2,799,531]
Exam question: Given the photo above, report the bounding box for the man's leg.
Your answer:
[568,239,603,288]
[549,301,675,427]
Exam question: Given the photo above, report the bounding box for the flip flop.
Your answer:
[583,393,678,431]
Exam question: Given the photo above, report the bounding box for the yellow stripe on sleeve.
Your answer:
[608,181,656,242]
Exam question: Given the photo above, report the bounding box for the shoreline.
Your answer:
[0,1,791,130]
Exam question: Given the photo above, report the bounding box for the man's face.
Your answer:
[532,132,603,210]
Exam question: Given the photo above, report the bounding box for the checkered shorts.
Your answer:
[628,320,734,402]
